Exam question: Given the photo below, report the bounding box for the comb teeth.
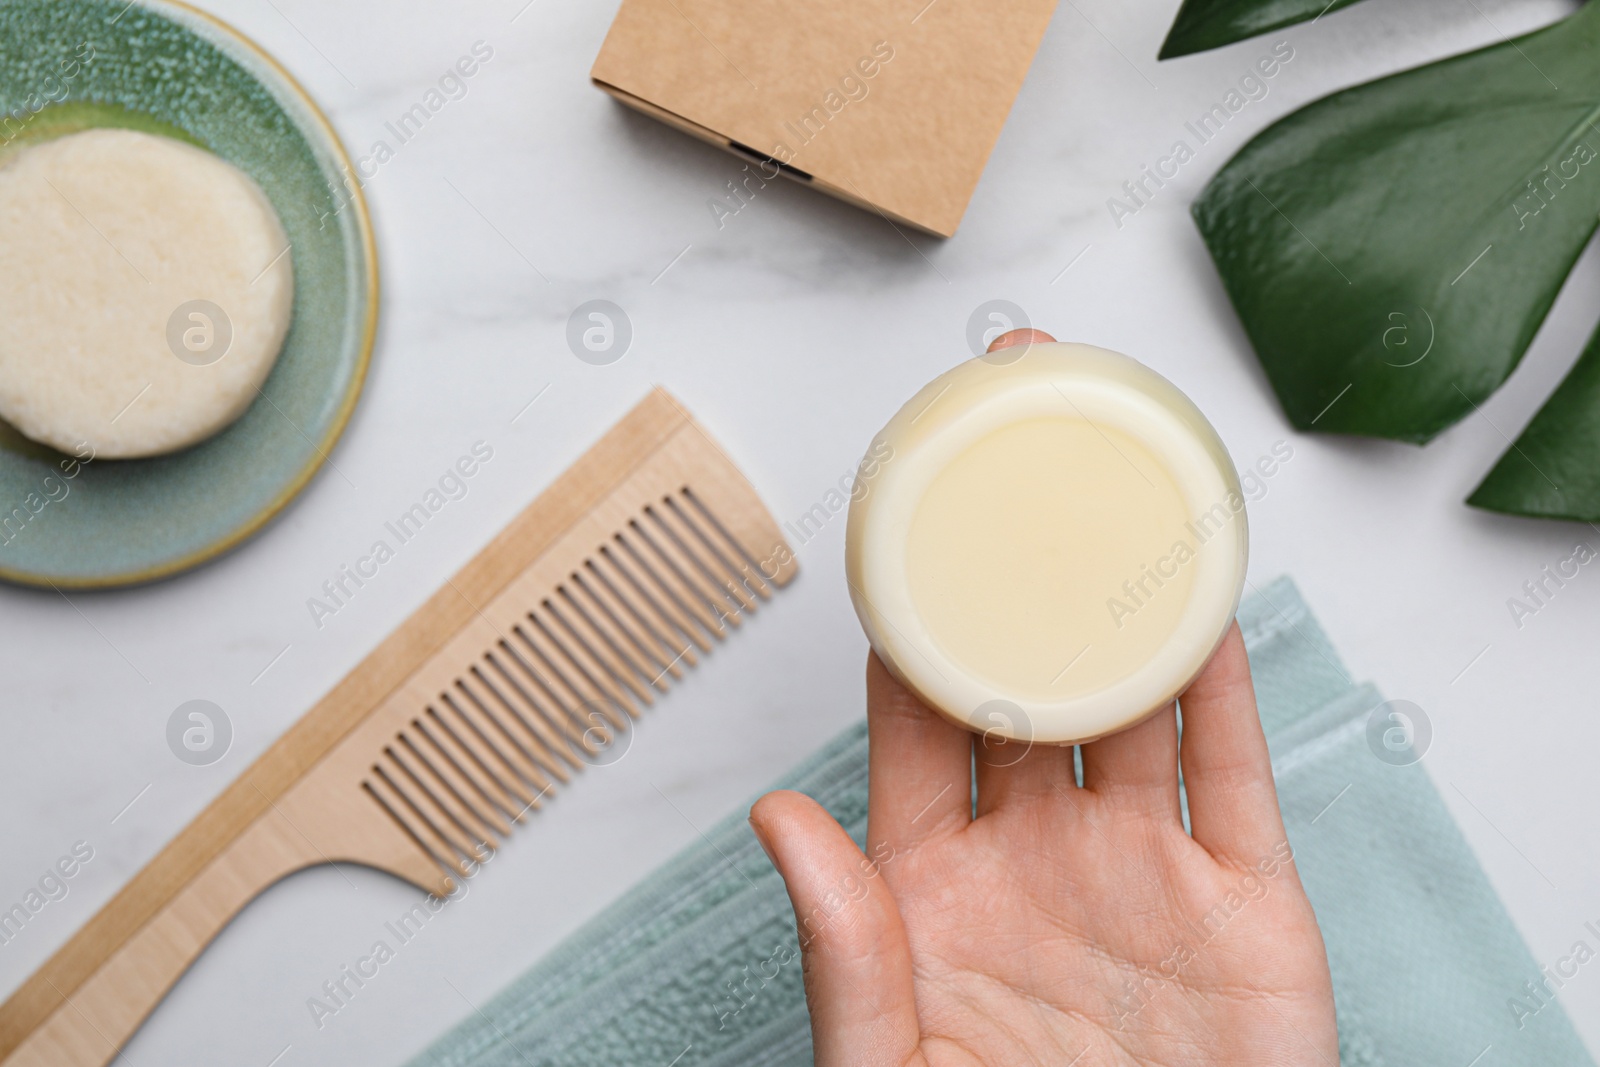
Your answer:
[360,487,777,878]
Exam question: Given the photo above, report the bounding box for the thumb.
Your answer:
[748,789,924,1067]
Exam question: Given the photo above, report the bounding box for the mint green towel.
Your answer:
[407,577,1594,1066]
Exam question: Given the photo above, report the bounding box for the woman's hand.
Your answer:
[749,624,1338,1066]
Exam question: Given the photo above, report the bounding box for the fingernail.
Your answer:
[748,817,778,867]
[985,327,1056,353]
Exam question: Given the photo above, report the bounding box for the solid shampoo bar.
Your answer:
[845,337,1248,744]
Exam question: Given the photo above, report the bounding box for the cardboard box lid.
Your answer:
[590,0,1059,237]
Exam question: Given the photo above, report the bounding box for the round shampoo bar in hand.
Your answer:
[845,332,1248,745]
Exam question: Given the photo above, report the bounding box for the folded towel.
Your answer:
[408,577,1594,1067]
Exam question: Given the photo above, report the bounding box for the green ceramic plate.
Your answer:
[0,0,377,587]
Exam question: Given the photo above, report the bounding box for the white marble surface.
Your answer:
[3,0,1598,1062]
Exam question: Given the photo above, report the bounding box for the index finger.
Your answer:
[865,653,972,863]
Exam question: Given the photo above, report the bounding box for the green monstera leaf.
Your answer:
[1468,319,1600,520]
[1191,2,1600,517]
[1159,0,1366,59]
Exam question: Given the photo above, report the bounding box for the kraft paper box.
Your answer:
[590,0,1060,237]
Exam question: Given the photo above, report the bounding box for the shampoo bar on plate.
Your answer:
[845,333,1248,744]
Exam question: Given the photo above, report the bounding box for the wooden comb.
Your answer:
[0,388,796,1067]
